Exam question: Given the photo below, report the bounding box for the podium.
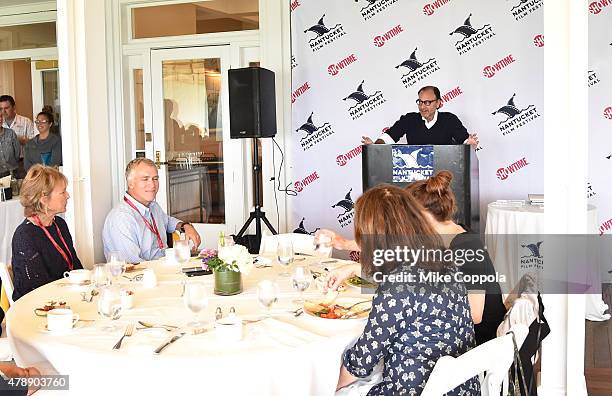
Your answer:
[362,144,479,230]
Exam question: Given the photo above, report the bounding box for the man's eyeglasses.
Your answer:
[416,99,438,106]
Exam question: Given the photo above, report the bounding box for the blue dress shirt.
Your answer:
[102,193,181,263]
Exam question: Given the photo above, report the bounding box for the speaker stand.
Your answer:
[236,138,277,250]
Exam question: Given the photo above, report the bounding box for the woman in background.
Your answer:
[24,111,62,171]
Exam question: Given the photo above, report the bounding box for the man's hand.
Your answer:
[18,136,28,145]
[464,133,479,147]
[181,224,201,250]
[361,136,374,145]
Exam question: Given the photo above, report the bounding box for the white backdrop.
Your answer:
[289,0,547,238]
[587,2,612,277]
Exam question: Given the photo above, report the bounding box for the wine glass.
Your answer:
[92,263,109,290]
[291,265,312,305]
[97,286,122,331]
[175,239,191,268]
[313,234,333,267]
[276,239,294,277]
[257,280,279,318]
[107,252,126,285]
[183,281,208,328]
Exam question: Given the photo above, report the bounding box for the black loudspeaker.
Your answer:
[229,67,277,139]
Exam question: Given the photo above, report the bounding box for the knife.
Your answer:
[154,332,186,354]
[341,307,372,319]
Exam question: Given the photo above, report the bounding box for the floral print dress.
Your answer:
[343,266,480,395]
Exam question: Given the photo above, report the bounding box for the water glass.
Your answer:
[257,280,279,318]
[106,252,126,284]
[276,239,294,277]
[92,263,109,290]
[97,286,122,331]
[314,234,333,259]
[183,281,208,327]
[175,239,191,266]
[291,265,312,305]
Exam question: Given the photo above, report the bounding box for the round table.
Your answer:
[7,257,367,396]
[485,202,609,320]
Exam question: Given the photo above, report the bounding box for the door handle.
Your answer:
[155,151,168,168]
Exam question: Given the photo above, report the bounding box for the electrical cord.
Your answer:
[271,137,297,231]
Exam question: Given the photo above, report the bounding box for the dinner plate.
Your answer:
[345,276,377,292]
[303,297,372,321]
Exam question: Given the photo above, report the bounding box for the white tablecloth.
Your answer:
[7,257,368,395]
[485,202,609,320]
[0,198,23,265]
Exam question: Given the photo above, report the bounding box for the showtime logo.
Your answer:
[496,157,529,180]
[290,0,300,12]
[589,0,612,14]
[439,86,463,108]
[423,0,452,16]
[483,54,516,78]
[294,171,320,193]
[374,24,404,47]
[291,82,310,104]
[533,34,544,47]
[336,145,363,166]
[328,54,357,76]
[604,107,612,120]
[599,218,612,235]
[359,0,400,21]
[510,0,543,21]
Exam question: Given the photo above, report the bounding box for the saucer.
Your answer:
[38,323,77,335]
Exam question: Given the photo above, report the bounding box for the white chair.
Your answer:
[421,324,529,396]
[0,262,14,361]
[259,231,329,257]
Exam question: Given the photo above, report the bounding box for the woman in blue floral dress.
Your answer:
[336,185,479,395]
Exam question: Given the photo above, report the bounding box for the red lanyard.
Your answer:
[31,215,74,271]
[123,197,164,249]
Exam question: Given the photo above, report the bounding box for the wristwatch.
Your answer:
[178,222,191,233]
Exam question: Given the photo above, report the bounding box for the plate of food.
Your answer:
[345,276,377,291]
[34,301,69,317]
[303,296,372,320]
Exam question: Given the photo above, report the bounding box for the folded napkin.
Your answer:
[245,318,324,348]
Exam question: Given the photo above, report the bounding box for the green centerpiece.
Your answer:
[202,242,253,296]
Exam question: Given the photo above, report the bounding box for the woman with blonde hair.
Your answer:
[336,184,478,395]
[11,165,82,300]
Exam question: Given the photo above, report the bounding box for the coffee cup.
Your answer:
[63,269,91,284]
[142,268,158,288]
[47,308,79,333]
[215,316,243,342]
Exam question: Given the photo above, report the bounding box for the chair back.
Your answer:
[0,262,14,307]
[421,324,529,396]
[259,232,323,256]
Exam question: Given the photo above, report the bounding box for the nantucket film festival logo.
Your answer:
[357,0,400,21]
[343,80,386,120]
[492,93,541,136]
[395,48,440,89]
[295,112,335,151]
[304,14,346,52]
[449,14,495,55]
[521,241,544,271]
[588,70,600,87]
[293,217,319,235]
[509,0,543,21]
[392,146,434,182]
[332,189,355,228]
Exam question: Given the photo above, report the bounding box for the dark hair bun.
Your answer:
[425,170,453,195]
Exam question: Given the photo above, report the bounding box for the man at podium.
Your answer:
[362,86,478,146]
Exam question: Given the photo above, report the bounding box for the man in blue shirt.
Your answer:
[102,158,201,263]
[362,86,479,146]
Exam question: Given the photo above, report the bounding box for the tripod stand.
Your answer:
[236,138,277,249]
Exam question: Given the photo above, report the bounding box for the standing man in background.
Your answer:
[0,95,37,177]
[361,86,478,146]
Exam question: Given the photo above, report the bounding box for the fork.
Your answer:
[113,323,135,350]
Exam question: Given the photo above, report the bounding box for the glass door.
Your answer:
[150,46,241,246]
